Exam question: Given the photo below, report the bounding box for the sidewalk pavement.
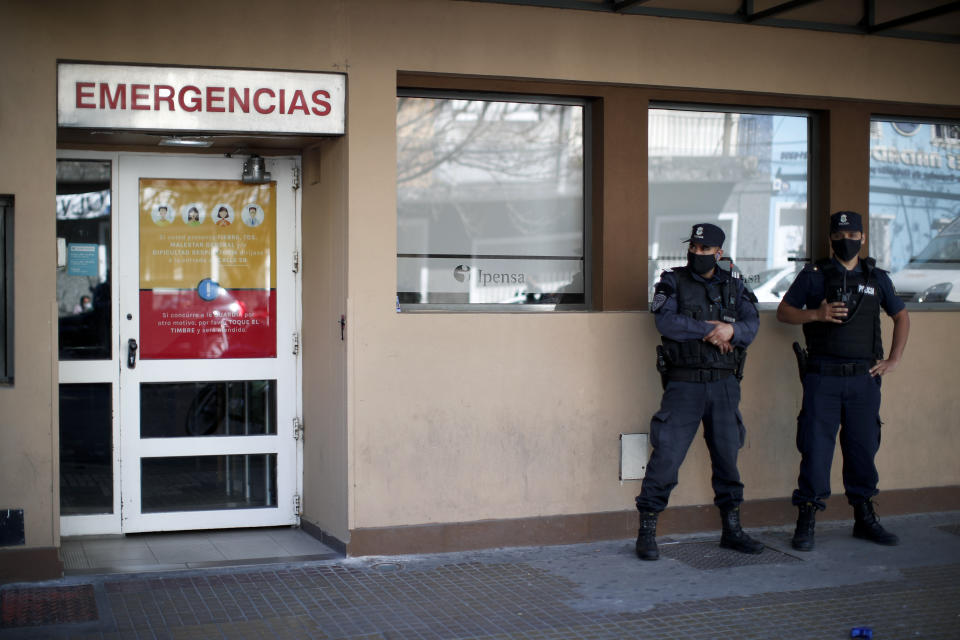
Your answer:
[2,510,959,639]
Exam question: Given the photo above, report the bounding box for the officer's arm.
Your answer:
[730,284,759,347]
[870,273,910,376]
[776,270,843,324]
[651,274,713,341]
[776,299,814,324]
[870,309,909,376]
[888,308,909,363]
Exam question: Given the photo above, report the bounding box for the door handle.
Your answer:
[127,338,138,369]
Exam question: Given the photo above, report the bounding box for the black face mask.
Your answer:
[831,238,862,262]
[687,252,717,275]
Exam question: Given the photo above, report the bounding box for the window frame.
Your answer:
[395,88,593,312]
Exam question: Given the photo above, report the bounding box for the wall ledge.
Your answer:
[0,547,63,584]
[345,485,960,556]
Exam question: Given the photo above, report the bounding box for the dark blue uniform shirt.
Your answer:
[782,257,904,363]
[782,257,904,317]
[651,267,759,348]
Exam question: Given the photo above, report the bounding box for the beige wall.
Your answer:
[0,9,59,548]
[342,0,960,532]
[1,0,958,557]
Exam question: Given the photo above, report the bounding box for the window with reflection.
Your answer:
[648,108,810,307]
[141,454,277,513]
[869,119,960,306]
[397,92,587,309]
[57,159,112,359]
[140,380,277,438]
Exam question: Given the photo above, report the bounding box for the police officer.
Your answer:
[777,211,910,551]
[635,223,763,561]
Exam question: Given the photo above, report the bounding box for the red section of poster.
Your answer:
[140,289,276,359]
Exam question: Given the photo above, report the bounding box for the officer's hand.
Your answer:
[704,321,734,344]
[815,299,847,323]
[870,358,899,377]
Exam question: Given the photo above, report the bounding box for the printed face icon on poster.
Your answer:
[213,204,234,227]
[183,203,205,226]
[139,179,277,359]
[152,204,174,226]
[242,204,264,227]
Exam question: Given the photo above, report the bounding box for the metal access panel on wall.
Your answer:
[620,433,649,480]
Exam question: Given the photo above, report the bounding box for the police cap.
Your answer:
[683,223,725,248]
[830,211,863,233]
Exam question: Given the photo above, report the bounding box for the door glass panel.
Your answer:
[138,179,277,359]
[57,160,112,360]
[59,383,113,515]
[140,380,277,438]
[141,454,277,513]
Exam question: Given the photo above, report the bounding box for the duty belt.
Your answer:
[665,368,735,383]
[805,361,872,377]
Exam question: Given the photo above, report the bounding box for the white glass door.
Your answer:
[116,153,300,533]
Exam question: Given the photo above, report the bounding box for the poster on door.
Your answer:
[139,179,276,359]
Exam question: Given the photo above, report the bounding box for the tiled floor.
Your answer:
[3,513,960,639]
[60,527,339,575]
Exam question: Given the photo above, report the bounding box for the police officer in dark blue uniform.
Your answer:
[635,223,764,561]
[777,211,910,551]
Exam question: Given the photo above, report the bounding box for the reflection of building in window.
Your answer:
[932,123,960,147]
[868,120,960,276]
[647,108,809,301]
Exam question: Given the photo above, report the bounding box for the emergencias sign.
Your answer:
[57,63,345,135]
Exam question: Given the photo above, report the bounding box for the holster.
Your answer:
[656,345,668,390]
[792,341,808,381]
[734,350,747,382]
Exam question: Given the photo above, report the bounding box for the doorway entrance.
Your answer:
[57,152,301,536]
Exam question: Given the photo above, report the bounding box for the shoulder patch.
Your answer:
[651,292,668,312]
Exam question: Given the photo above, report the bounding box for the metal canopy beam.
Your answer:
[460,0,960,43]
[867,1,960,33]
[612,0,651,12]
[744,0,823,23]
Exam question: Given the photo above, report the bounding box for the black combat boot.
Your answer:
[719,506,764,554]
[635,511,660,561]
[791,502,817,552]
[852,499,899,546]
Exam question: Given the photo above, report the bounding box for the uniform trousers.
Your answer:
[635,375,746,514]
[792,371,882,510]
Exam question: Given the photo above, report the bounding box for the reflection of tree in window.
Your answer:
[397,97,583,239]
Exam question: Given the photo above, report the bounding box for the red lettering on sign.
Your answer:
[100,84,126,109]
[253,88,275,114]
[131,84,150,110]
[76,82,96,108]
[228,87,249,113]
[154,85,175,111]
[179,86,202,112]
[287,90,309,115]
[206,86,225,112]
[278,89,286,114]
[311,90,331,116]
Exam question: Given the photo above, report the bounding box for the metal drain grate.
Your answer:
[61,548,92,570]
[936,523,960,537]
[659,541,802,570]
[0,585,98,628]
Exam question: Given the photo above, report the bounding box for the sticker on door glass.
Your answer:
[139,179,276,359]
